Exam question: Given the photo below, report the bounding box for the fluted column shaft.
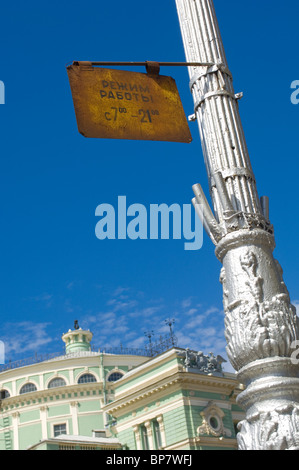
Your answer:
[175,0,299,450]
[176,0,263,226]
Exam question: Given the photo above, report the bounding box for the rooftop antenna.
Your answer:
[144,330,155,356]
[165,318,176,345]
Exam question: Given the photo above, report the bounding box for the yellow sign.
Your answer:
[67,64,192,143]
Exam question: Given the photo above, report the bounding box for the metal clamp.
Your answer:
[145,61,160,75]
[193,90,243,113]
[189,62,232,91]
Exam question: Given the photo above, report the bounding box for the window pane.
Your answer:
[20,383,37,395]
[54,423,67,437]
[141,425,149,450]
[78,373,97,384]
[153,420,162,448]
[209,416,219,430]
[48,378,66,389]
[0,390,10,399]
[107,372,123,382]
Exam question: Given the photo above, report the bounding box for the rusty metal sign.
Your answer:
[66,63,192,143]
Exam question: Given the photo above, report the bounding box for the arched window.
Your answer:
[0,389,10,399]
[140,425,150,450]
[77,373,97,384]
[20,383,37,395]
[48,377,66,389]
[153,419,162,449]
[107,372,124,382]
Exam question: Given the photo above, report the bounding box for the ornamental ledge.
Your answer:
[0,383,103,410]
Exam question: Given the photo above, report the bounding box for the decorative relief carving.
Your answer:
[197,401,232,438]
[70,401,79,407]
[183,348,226,375]
[237,405,299,450]
[240,250,264,303]
[222,251,299,371]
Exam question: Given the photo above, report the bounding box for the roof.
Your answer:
[27,434,121,450]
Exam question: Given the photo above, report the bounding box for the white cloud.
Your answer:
[181,298,193,309]
[186,308,198,316]
[112,286,131,297]
[1,286,230,370]
[1,322,53,358]
[126,336,147,349]
[29,293,53,308]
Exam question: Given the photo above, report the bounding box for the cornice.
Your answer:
[181,372,239,391]
[112,348,184,389]
[0,382,104,411]
[195,435,238,449]
[165,436,238,450]
[0,352,148,382]
[104,371,238,416]
[0,353,103,381]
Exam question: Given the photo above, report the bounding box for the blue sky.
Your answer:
[0,0,298,372]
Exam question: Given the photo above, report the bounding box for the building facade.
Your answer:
[0,325,244,450]
[104,348,243,450]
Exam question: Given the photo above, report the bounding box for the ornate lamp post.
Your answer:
[175,0,299,450]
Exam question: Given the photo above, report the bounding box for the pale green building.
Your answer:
[0,324,244,450]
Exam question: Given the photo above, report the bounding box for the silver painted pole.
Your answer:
[175,0,299,450]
